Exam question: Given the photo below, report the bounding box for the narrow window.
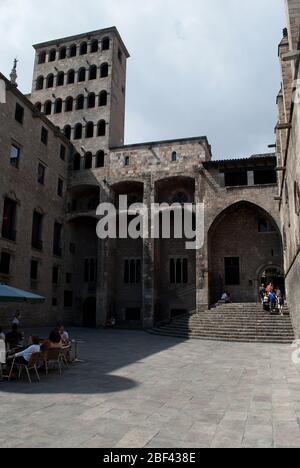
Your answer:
[74,123,83,140]
[67,70,75,84]
[118,48,123,63]
[99,90,107,106]
[15,103,24,124]
[76,94,84,110]
[2,198,17,241]
[171,151,177,162]
[91,40,99,53]
[57,72,64,86]
[87,93,96,108]
[38,51,46,64]
[96,151,105,168]
[30,260,39,281]
[85,152,93,169]
[37,163,46,185]
[54,98,62,114]
[10,144,20,168]
[97,120,106,136]
[64,291,73,308]
[64,125,71,140]
[57,178,64,197]
[36,76,44,91]
[78,67,86,82]
[53,222,62,257]
[89,65,97,80]
[69,44,77,57]
[224,257,240,285]
[44,100,52,115]
[124,156,130,166]
[60,145,66,161]
[59,47,67,60]
[65,96,73,112]
[73,153,81,171]
[0,252,11,275]
[49,49,56,62]
[80,42,88,55]
[35,102,42,112]
[86,122,94,139]
[102,37,110,50]
[46,74,54,88]
[52,266,59,285]
[100,63,109,78]
[31,211,43,250]
[41,127,48,145]
[258,219,268,233]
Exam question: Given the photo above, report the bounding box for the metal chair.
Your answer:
[60,345,71,367]
[0,340,6,381]
[14,352,41,383]
[43,348,62,375]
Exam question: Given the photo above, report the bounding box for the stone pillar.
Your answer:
[96,184,114,327]
[247,170,254,186]
[142,176,155,328]
[195,170,209,312]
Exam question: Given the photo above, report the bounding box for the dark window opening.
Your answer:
[49,49,56,62]
[2,198,17,241]
[15,103,24,124]
[57,72,64,86]
[53,222,62,257]
[254,170,277,185]
[76,94,84,110]
[124,259,141,284]
[67,70,75,84]
[35,102,42,112]
[224,257,240,285]
[85,152,93,169]
[99,91,107,106]
[84,258,97,283]
[36,76,44,91]
[59,47,67,60]
[54,99,62,114]
[224,171,248,187]
[38,51,46,64]
[89,65,97,80]
[0,252,11,275]
[65,97,73,112]
[125,308,141,321]
[69,44,77,57]
[41,127,48,145]
[37,163,46,185]
[73,153,81,171]
[44,101,52,115]
[64,290,73,308]
[96,151,105,168]
[171,151,177,162]
[170,258,188,284]
[10,144,20,168]
[91,40,99,53]
[31,211,43,250]
[87,93,96,108]
[80,42,88,55]
[86,122,94,139]
[64,125,71,140]
[100,63,109,78]
[60,145,66,161]
[57,178,64,197]
[78,68,86,82]
[102,37,110,51]
[118,48,123,63]
[124,156,130,166]
[30,260,39,281]
[46,74,54,88]
[52,266,59,285]
[74,124,83,140]
[97,120,106,136]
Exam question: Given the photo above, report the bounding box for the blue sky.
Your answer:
[0,0,286,159]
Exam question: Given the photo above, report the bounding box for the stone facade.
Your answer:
[0,25,286,330]
[276,1,300,337]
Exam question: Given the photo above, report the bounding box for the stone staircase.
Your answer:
[149,303,295,344]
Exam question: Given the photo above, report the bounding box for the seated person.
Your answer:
[57,324,69,345]
[5,324,23,349]
[11,336,40,366]
[41,330,62,354]
[221,292,232,303]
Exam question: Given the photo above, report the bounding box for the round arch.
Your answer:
[208,201,283,305]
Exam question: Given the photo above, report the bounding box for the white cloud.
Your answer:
[0,0,286,158]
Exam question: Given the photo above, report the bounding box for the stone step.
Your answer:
[158,327,294,337]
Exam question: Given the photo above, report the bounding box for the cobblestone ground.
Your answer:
[1,328,300,448]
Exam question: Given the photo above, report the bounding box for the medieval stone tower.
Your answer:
[30,27,129,170]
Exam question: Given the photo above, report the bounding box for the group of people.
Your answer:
[260,283,285,315]
[0,311,70,369]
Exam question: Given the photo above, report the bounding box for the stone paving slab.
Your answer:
[1,328,300,448]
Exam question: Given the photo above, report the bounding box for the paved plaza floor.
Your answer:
[1,328,300,448]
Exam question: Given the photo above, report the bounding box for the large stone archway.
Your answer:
[208,201,283,304]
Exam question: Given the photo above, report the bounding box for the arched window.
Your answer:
[73,153,81,171]
[35,102,42,112]
[102,37,110,50]
[96,151,105,168]
[67,69,75,84]
[99,90,108,106]
[89,65,97,80]
[49,49,56,62]
[64,125,72,140]
[100,63,109,78]
[59,47,67,60]
[97,120,106,137]
[44,100,52,115]
[91,40,99,53]
[87,93,96,108]
[76,94,85,110]
[78,67,86,82]
[69,44,77,57]
[258,218,269,233]
[36,76,44,90]
[86,122,94,139]
[46,74,54,88]
[54,99,63,114]
[57,72,64,86]
[80,42,88,55]
[74,123,83,140]
[65,96,74,112]
[171,151,177,162]
[124,156,130,166]
[85,152,93,169]
[38,51,46,64]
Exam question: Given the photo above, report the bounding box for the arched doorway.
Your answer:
[259,266,285,295]
[82,297,96,328]
[208,201,284,304]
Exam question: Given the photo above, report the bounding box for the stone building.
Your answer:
[0,23,288,330]
[276,0,300,336]
[0,71,71,327]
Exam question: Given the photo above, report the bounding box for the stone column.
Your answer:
[142,175,155,328]
[195,169,209,312]
[96,183,115,327]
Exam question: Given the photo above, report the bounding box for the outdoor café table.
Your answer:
[71,339,86,363]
